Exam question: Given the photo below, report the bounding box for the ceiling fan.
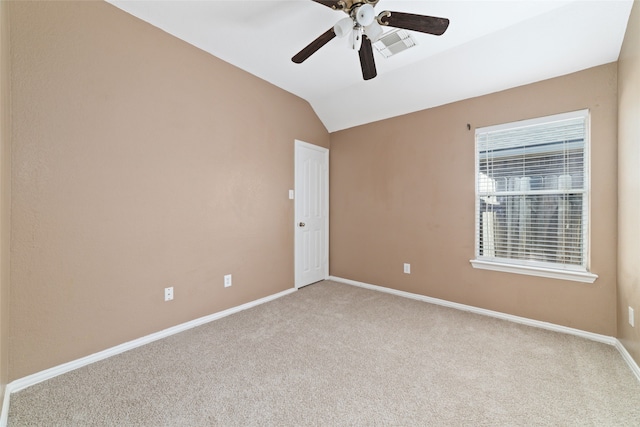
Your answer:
[292,0,450,81]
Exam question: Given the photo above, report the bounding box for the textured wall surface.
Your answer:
[9,1,328,380]
[330,63,618,336]
[7,0,637,383]
[0,0,11,397]
[618,0,640,366]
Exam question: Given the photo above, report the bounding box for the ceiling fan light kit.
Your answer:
[355,4,375,26]
[292,0,450,81]
[334,17,353,38]
[364,22,383,43]
[351,28,363,51]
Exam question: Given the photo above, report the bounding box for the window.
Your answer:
[470,110,597,283]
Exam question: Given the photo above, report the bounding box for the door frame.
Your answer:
[294,139,329,289]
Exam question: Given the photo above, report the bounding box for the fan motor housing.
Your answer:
[334,0,380,13]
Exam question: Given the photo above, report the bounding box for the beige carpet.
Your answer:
[8,280,640,426]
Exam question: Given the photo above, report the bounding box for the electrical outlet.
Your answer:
[164,287,173,301]
[404,263,411,274]
[224,274,232,288]
[630,306,635,327]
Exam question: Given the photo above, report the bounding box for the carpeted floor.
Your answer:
[8,280,640,426]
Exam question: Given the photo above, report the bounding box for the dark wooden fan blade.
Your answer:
[358,35,377,81]
[292,27,336,64]
[311,0,345,10]
[378,11,449,36]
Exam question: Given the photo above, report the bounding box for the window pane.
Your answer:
[475,111,589,271]
[479,193,584,265]
[479,149,585,192]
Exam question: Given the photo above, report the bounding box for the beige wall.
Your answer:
[618,0,640,366]
[6,0,635,383]
[9,1,329,380]
[0,0,11,397]
[330,63,618,336]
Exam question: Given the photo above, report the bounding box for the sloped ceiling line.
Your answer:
[107,0,633,132]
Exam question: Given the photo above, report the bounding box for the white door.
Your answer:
[295,140,328,288]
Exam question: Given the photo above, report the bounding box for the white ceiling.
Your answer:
[107,0,633,132]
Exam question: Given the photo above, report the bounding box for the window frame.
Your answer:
[470,110,598,283]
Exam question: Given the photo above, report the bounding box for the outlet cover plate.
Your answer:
[404,263,411,274]
[164,287,174,301]
[224,274,232,288]
[630,306,635,327]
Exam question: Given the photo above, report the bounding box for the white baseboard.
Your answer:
[329,275,640,381]
[0,286,296,427]
[3,277,639,426]
[615,339,640,382]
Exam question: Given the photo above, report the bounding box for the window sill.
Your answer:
[470,259,598,283]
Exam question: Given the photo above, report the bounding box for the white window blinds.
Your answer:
[475,110,589,272]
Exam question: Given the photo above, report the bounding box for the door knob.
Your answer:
[299,222,306,227]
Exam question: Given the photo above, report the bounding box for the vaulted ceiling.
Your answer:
[107,0,633,132]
